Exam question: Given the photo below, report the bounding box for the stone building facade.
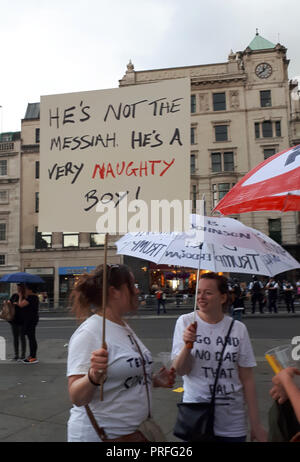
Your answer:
[119,33,300,285]
[0,131,21,294]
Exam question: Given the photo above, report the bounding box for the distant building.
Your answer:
[0,131,21,294]
[119,32,300,287]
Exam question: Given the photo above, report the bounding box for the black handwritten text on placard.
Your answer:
[48,162,84,184]
[104,97,183,121]
[83,187,141,212]
[49,102,91,128]
[39,79,190,232]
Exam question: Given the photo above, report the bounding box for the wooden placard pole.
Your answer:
[100,232,108,401]
[186,196,205,349]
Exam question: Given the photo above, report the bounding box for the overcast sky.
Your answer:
[0,0,299,132]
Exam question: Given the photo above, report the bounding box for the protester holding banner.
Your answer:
[67,264,175,442]
[171,272,267,442]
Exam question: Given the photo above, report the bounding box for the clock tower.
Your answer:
[237,31,289,85]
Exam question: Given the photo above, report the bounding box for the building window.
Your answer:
[212,183,235,207]
[268,218,282,244]
[275,121,281,137]
[263,148,276,159]
[1,134,12,142]
[0,190,8,203]
[215,125,228,142]
[0,223,6,241]
[191,126,196,145]
[192,184,197,210]
[0,255,5,265]
[211,151,234,172]
[63,232,79,247]
[35,227,52,249]
[0,160,7,176]
[211,153,222,172]
[190,153,196,174]
[262,121,273,137]
[35,161,40,179]
[191,95,196,113]
[35,192,39,213]
[213,93,226,111]
[35,128,40,144]
[260,90,272,107]
[90,233,105,247]
[255,120,281,139]
[223,152,234,171]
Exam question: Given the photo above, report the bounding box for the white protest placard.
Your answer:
[39,78,190,233]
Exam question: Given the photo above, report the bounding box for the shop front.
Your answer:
[25,267,54,305]
[149,264,225,294]
[59,266,96,303]
[149,264,196,294]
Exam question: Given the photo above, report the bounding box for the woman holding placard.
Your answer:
[67,264,175,442]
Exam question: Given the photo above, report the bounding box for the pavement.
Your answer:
[0,304,299,442]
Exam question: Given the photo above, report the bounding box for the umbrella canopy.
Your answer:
[213,144,300,214]
[0,272,45,284]
[116,215,300,277]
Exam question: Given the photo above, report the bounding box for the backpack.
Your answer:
[251,281,261,294]
[0,300,15,322]
[156,291,162,299]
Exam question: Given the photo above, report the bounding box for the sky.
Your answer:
[0,0,299,132]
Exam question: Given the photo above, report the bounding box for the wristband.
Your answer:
[87,368,100,386]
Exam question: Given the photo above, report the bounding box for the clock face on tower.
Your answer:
[255,63,272,79]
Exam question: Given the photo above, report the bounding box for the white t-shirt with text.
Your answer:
[67,314,152,441]
[171,313,256,438]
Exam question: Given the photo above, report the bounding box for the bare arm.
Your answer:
[68,347,108,407]
[172,322,197,376]
[272,368,300,422]
[239,366,267,442]
[172,347,194,376]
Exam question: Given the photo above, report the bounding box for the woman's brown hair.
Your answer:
[199,272,231,312]
[69,264,134,321]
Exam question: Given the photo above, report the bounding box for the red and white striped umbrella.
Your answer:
[213,144,300,215]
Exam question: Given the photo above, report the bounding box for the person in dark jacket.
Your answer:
[248,276,264,314]
[265,278,279,314]
[9,284,26,361]
[18,283,40,364]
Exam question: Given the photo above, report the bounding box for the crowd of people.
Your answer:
[228,276,300,315]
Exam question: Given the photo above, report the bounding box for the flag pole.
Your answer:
[100,232,109,400]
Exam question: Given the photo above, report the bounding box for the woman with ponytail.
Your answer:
[67,264,175,442]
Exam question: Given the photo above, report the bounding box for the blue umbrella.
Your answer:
[0,272,45,283]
